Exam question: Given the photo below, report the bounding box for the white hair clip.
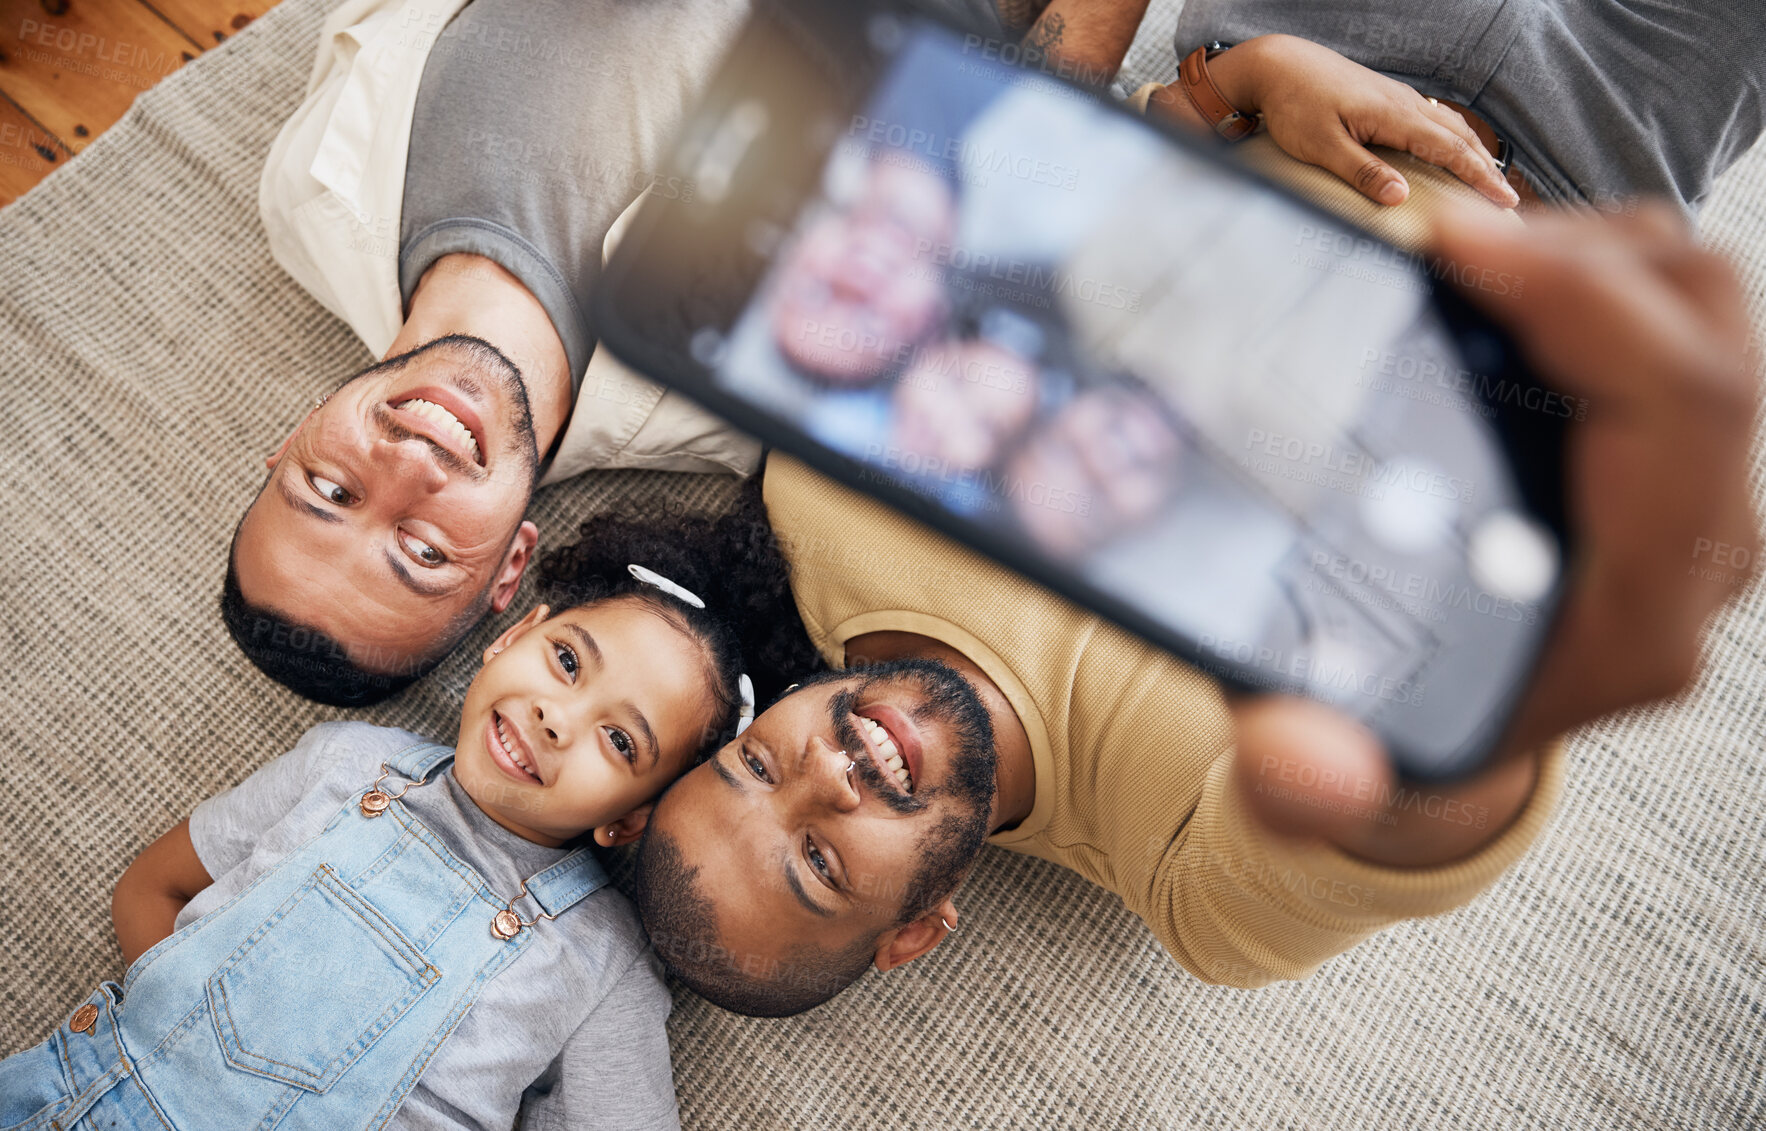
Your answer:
[735,673,756,735]
[627,564,705,609]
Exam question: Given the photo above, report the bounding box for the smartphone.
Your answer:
[592,0,1571,780]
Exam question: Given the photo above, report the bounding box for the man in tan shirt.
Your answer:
[628,195,1756,1016]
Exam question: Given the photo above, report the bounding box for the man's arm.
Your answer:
[1017,0,1151,85]
[1233,205,1759,867]
[112,819,214,966]
[1006,13,1516,208]
[1151,738,1566,987]
[1148,205,1755,985]
[1145,35,1517,208]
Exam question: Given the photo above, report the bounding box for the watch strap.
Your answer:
[1178,43,1258,142]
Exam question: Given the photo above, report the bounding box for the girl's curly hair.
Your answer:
[535,477,826,760]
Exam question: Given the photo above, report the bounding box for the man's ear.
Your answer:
[872,897,959,973]
[488,521,540,613]
[598,803,653,847]
[482,603,549,664]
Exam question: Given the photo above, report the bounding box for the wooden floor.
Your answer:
[0,0,277,206]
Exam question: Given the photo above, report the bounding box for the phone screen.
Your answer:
[622,10,1568,778]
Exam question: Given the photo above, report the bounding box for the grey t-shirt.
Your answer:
[1172,0,1766,215]
[183,721,679,1131]
[398,0,1010,392]
[398,0,757,391]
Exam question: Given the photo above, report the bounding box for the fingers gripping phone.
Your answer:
[592,0,1571,780]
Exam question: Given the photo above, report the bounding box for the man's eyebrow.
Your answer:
[382,550,452,598]
[781,852,836,919]
[706,751,834,917]
[276,476,344,525]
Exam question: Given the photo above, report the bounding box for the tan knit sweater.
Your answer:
[764,453,1564,986]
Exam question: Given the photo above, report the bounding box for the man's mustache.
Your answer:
[829,688,928,814]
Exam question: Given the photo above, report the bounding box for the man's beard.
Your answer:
[822,658,998,921]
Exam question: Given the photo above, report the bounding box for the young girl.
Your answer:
[0,489,822,1131]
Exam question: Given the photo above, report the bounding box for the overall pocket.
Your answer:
[206,863,438,1093]
[0,1031,72,1131]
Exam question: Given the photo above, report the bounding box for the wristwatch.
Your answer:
[1178,41,1258,142]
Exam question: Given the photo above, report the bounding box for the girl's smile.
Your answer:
[486,710,542,783]
[454,598,721,846]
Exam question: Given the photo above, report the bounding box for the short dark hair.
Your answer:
[219,556,479,706]
[633,830,877,1018]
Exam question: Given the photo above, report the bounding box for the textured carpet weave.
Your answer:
[1,1,1761,1127]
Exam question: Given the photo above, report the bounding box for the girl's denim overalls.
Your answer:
[0,742,609,1131]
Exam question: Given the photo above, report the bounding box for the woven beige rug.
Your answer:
[1,1,1761,1127]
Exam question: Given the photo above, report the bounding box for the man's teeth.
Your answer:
[860,716,912,792]
[495,716,538,780]
[398,398,481,462]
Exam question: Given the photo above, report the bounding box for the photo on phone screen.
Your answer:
[601,4,1570,779]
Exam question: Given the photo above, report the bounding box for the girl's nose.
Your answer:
[534,700,568,747]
